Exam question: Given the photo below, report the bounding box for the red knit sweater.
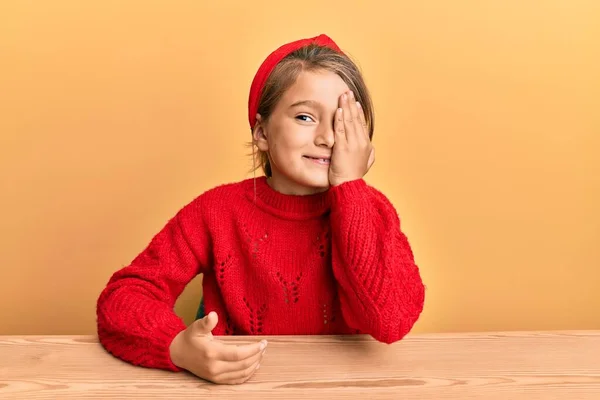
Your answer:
[96,177,425,371]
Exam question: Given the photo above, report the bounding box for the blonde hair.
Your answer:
[250,44,374,177]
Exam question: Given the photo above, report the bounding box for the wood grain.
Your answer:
[1,331,599,399]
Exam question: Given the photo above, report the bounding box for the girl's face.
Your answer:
[254,69,350,196]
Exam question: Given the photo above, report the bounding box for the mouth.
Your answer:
[303,155,331,166]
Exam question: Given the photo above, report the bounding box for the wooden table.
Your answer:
[1,331,599,399]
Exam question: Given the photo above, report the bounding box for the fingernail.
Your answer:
[260,340,267,350]
[256,364,260,370]
[356,101,361,108]
[349,91,354,99]
[342,93,347,100]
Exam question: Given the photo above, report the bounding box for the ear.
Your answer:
[252,113,269,152]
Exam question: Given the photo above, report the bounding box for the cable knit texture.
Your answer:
[96,177,425,371]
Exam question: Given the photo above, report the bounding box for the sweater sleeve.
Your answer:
[96,196,211,371]
[328,179,425,344]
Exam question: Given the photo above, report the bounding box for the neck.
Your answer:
[244,176,330,220]
[267,172,329,196]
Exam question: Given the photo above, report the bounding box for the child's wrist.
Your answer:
[169,330,188,369]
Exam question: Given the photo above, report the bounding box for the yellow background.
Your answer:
[1,1,598,335]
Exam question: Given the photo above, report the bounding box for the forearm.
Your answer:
[96,212,205,370]
[328,179,425,343]
[96,276,188,371]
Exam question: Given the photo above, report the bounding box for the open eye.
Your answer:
[296,114,315,123]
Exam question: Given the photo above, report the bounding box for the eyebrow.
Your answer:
[289,100,324,109]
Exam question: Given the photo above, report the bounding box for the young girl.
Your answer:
[96,34,425,385]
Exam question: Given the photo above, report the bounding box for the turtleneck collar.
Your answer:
[243,176,330,220]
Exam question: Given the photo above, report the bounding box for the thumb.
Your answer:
[192,311,218,335]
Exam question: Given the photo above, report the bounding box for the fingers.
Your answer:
[214,344,265,375]
[356,101,370,142]
[207,340,266,385]
[334,105,346,144]
[337,91,368,146]
[346,92,361,143]
[214,338,267,362]
[213,356,261,385]
[340,92,356,145]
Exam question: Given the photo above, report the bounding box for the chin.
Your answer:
[300,176,330,191]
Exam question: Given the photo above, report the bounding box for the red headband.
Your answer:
[247,34,343,130]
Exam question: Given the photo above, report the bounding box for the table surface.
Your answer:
[1,330,599,399]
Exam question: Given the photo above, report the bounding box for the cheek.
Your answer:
[272,125,307,152]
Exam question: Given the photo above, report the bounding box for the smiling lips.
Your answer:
[303,155,331,166]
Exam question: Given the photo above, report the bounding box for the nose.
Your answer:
[315,122,334,148]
